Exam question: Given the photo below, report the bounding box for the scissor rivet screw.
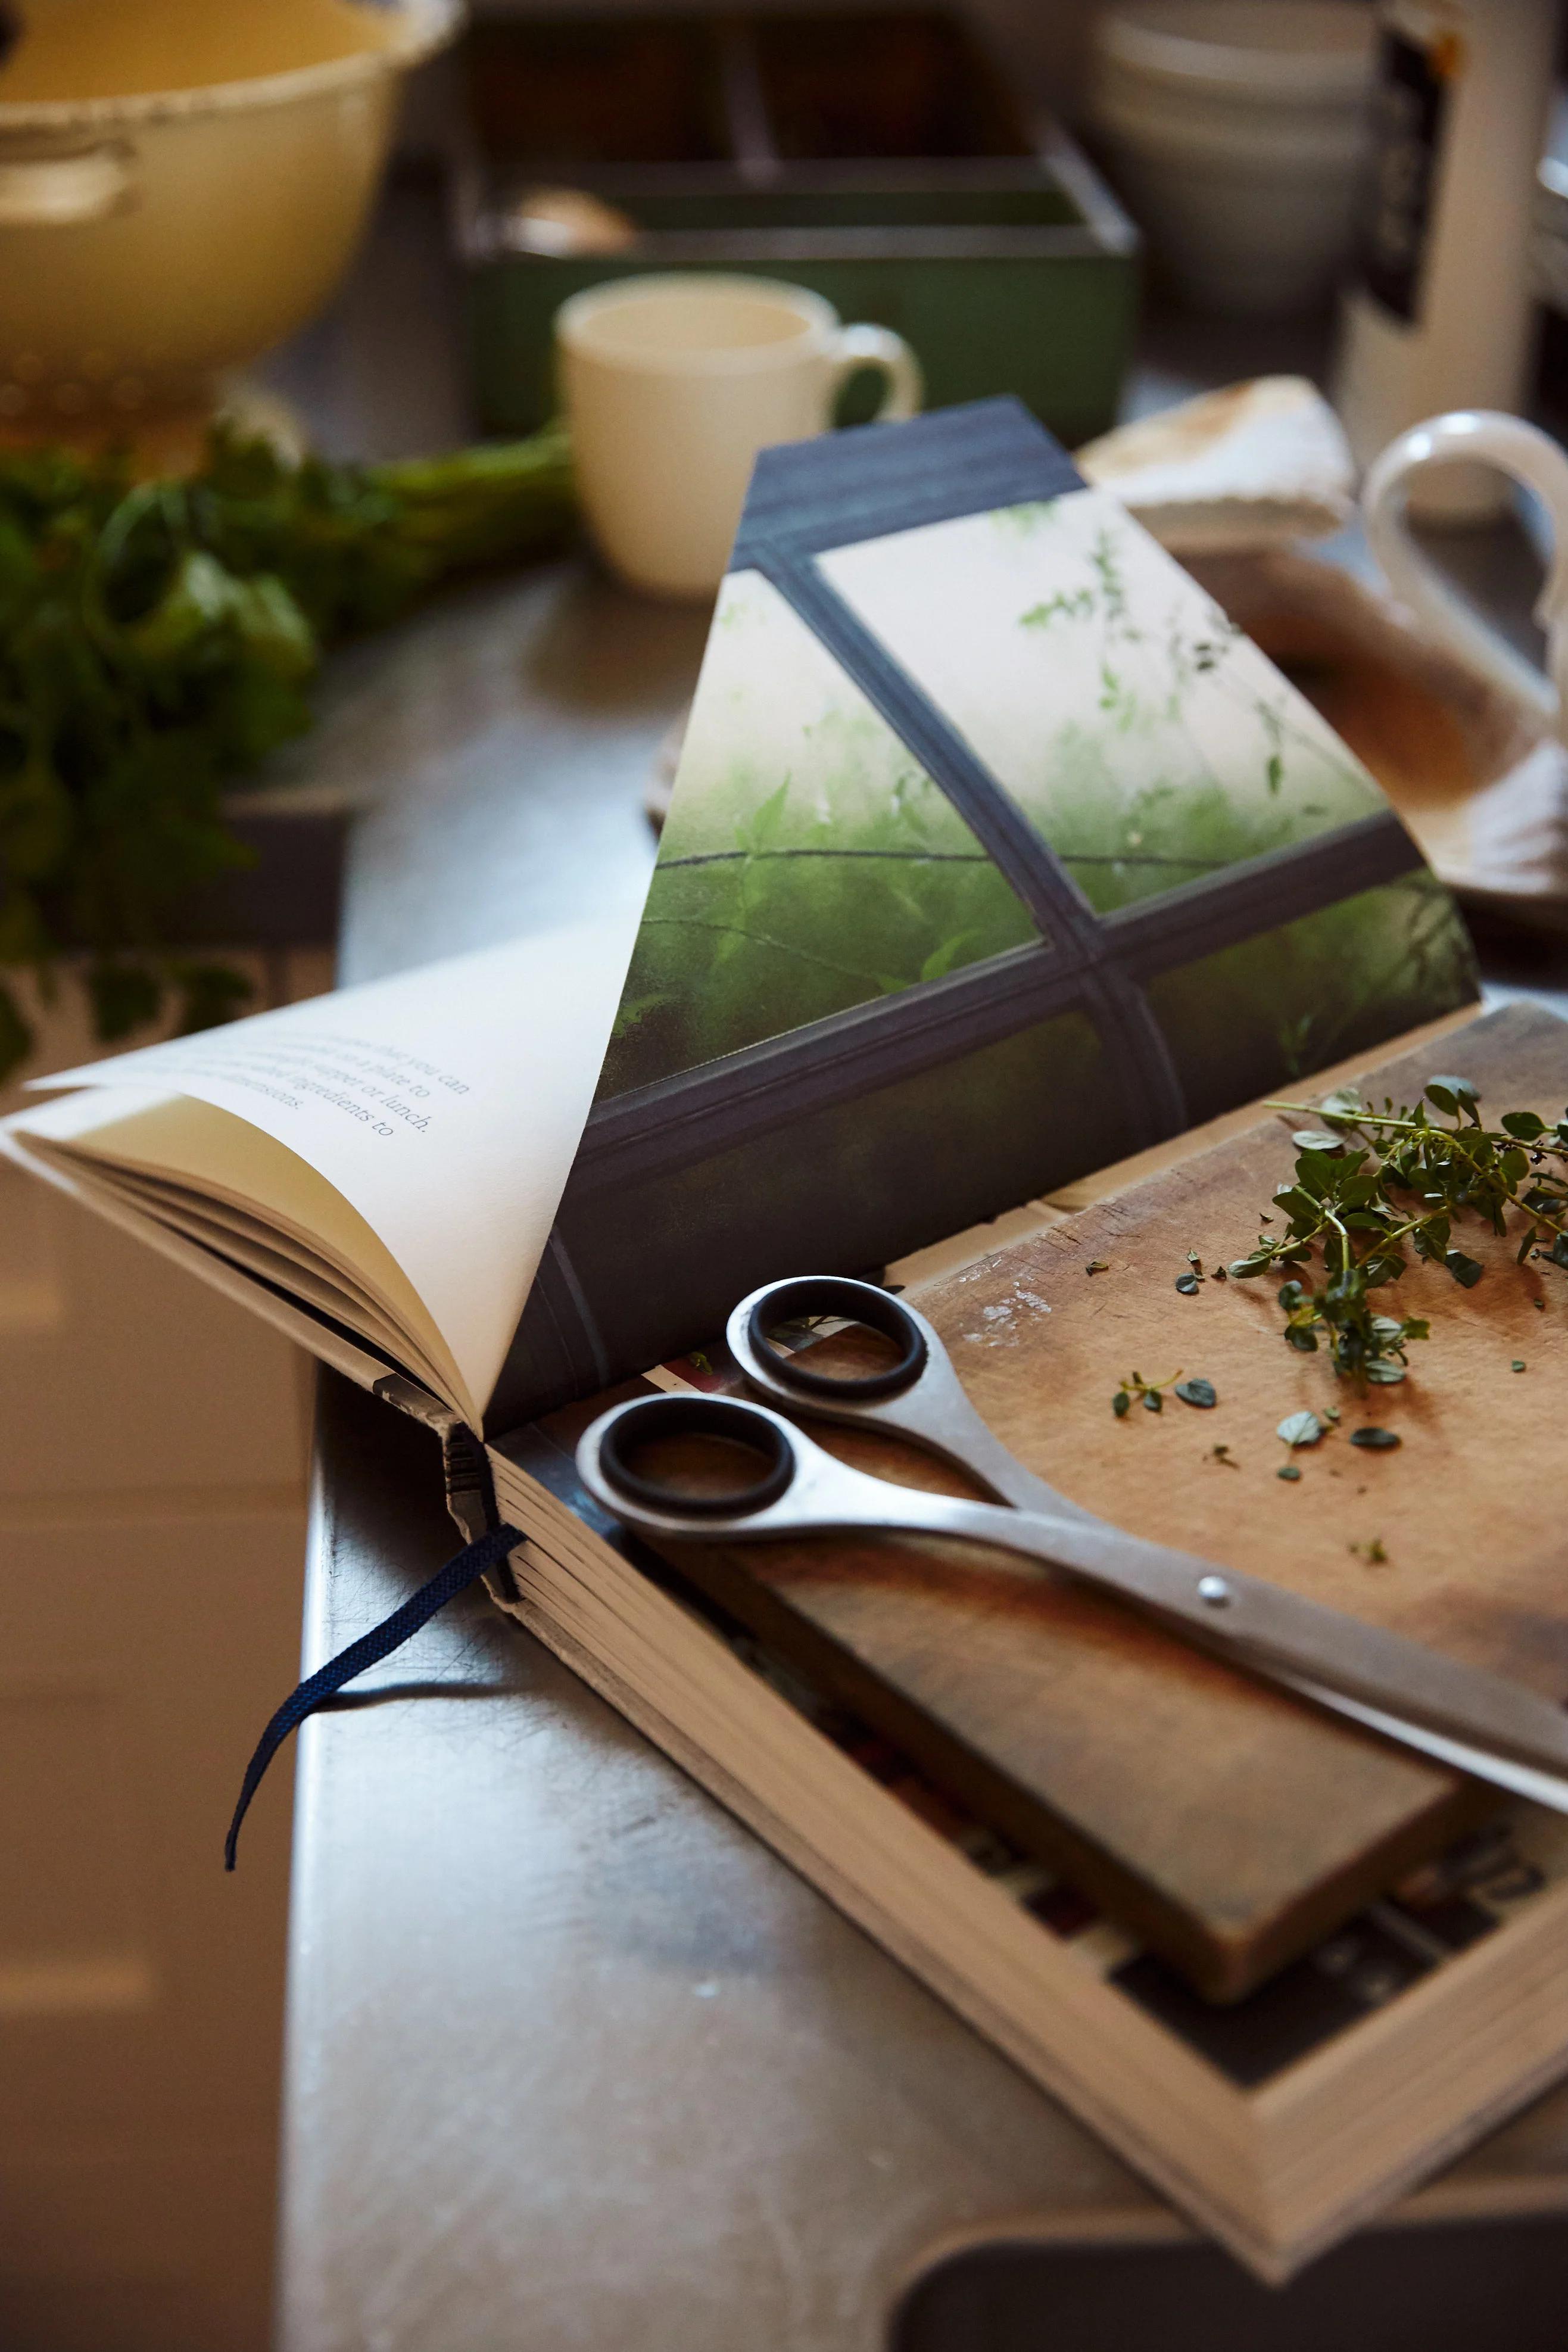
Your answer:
[1198,1576,1232,1609]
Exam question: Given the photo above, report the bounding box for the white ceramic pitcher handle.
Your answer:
[1363,410,1568,734]
[830,323,923,423]
[0,144,137,226]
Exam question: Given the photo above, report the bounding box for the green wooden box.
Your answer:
[456,11,1140,448]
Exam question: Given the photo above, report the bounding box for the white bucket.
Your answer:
[1090,1,1376,317]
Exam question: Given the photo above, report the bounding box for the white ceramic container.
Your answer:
[0,0,460,452]
[1090,1,1375,317]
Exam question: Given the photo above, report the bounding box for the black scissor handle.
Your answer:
[594,1394,796,1519]
[742,1275,927,1402]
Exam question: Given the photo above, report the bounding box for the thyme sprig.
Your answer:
[1226,1074,1568,1386]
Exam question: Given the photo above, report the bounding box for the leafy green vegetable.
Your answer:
[1276,1410,1322,1448]
[1350,1427,1400,1450]
[1174,1377,1217,1408]
[0,423,574,1078]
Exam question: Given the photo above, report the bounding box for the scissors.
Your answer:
[577,1275,1568,1817]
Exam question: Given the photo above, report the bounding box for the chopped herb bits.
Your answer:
[1112,1369,1187,1418]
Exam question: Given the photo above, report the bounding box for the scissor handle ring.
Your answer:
[745,1275,927,1401]
[596,1394,796,1519]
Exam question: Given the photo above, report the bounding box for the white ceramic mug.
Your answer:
[556,273,922,599]
[1363,410,1568,735]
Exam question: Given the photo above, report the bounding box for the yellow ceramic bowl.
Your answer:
[0,0,460,449]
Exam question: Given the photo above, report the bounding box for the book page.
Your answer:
[13,1083,465,1407]
[15,921,636,1422]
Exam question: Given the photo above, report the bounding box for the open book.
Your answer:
[4,926,635,1437]
[5,402,1474,1443]
[11,400,1547,2276]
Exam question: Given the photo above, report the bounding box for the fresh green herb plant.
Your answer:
[1226,1074,1568,1387]
[0,424,573,1078]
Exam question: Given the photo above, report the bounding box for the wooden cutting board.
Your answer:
[652,1005,1568,2001]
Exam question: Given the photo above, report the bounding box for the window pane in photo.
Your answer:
[1143,871,1476,1127]
[820,490,1395,914]
[565,1008,1130,1383]
[598,568,1043,1099]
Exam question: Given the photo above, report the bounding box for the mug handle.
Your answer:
[1363,410,1568,733]
[829,323,922,424]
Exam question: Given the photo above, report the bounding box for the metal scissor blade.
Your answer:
[893,1493,1568,1799]
[576,1384,1568,1815]
[1284,1679,1568,1817]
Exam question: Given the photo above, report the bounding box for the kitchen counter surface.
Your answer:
[270,173,1568,2352]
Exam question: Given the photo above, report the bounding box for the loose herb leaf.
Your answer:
[1113,1367,1184,1418]
[1277,1464,1302,1481]
[1174,1272,1200,1295]
[1277,1410,1323,1448]
[1350,1427,1401,1450]
[1174,1378,1217,1408]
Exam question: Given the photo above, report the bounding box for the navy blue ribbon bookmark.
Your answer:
[225,1521,521,1870]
